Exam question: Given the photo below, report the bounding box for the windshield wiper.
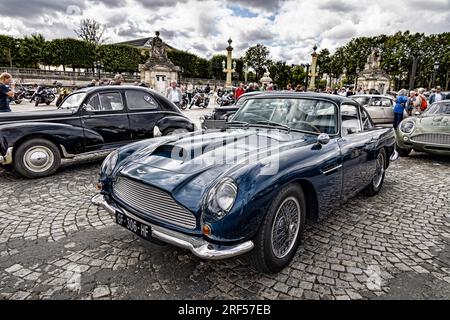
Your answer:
[227,121,249,127]
[255,120,291,132]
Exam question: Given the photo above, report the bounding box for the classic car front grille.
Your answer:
[411,133,450,145]
[113,176,197,229]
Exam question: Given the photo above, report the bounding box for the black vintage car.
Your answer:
[0,86,195,178]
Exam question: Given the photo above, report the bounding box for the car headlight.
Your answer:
[101,150,118,176]
[400,120,415,134]
[206,177,238,220]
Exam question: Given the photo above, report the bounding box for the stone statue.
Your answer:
[151,31,166,60]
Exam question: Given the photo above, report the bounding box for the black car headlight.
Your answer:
[101,150,118,176]
[206,177,238,220]
[400,120,415,134]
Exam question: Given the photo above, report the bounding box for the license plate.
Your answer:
[115,211,152,241]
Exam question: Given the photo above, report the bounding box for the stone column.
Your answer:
[308,44,319,91]
[224,38,235,89]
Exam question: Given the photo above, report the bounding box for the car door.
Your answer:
[380,97,394,123]
[81,90,131,151]
[124,89,164,140]
[338,103,375,200]
[367,97,384,124]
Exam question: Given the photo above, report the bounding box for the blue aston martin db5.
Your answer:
[92,92,396,273]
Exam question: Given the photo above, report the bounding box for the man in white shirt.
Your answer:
[166,81,182,107]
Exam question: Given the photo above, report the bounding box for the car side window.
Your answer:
[86,94,101,111]
[370,97,382,106]
[381,98,393,107]
[98,92,124,111]
[360,107,374,131]
[125,90,159,110]
[341,104,362,135]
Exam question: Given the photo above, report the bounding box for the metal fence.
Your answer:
[0,67,140,82]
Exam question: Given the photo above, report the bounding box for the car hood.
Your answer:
[117,128,311,211]
[416,114,450,132]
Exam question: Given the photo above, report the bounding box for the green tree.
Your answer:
[43,38,96,71]
[18,33,46,68]
[269,60,291,89]
[209,54,227,80]
[97,44,145,73]
[0,35,19,67]
[244,44,270,80]
[290,65,306,87]
[167,49,198,78]
[195,57,210,78]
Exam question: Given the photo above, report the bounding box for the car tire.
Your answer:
[249,183,306,273]
[163,128,190,136]
[396,144,411,157]
[35,100,39,107]
[14,138,61,179]
[362,148,386,197]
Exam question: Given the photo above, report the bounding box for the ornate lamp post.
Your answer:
[93,61,103,80]
[432,60,440,89]
[244,61,248,84]
[302,63,310,91]
[223,38,236,89]
[355,66,360,89]
[308,44,319,91]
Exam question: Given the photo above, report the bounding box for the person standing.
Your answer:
[186,82,194,104]
[112,74,124,85]
[429,86,446,104]
[166,81,182,108]
[0,73,14,112]
[393,89,408,129]
[235,83,245,100]
[406,90,420,116]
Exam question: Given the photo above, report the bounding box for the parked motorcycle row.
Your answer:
[179,88,210,110]
[9,85,58,106]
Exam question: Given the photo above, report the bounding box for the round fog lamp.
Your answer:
[202,224,212,236]
[403,136,409,141]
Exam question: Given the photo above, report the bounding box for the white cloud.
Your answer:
[0,0,448,65]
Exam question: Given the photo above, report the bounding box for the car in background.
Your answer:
[352,95,402,124]
[201,91,288,130]
[92,92,396,273]
[395,100,450,156]
[0,86,195,178]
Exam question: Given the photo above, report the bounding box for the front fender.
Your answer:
[156,115,195,133]
[0,122,85,156]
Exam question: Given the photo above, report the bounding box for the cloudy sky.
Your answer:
[1,0,449,64]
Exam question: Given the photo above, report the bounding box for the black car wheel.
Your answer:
[250,183,305,273]
[396,143,411,157]
[14,139,61,179]
[362,148,386,197]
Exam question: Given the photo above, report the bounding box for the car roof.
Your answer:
[352,94,393,99]
[241,91,356,104]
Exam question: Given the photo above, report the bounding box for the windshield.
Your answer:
[353,96,370,106]
[59,92,86,109]
[231,98,338,134]
[422,102,450,116]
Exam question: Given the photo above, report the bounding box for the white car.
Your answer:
[352,95,406,124]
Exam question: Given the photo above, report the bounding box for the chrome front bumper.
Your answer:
[0,147,13,165]
[91,194,254,260]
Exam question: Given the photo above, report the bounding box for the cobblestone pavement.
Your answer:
[0,149,449,300]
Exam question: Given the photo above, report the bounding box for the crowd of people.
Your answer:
[393,86,449,129]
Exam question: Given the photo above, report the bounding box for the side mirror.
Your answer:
[317,133,330,145]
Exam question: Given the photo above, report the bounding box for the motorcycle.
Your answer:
[189,89,209,109]
[179,92,189,110]
[31,86,56,106]
[217,91,235,106]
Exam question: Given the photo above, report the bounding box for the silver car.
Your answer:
[352,95,399,124]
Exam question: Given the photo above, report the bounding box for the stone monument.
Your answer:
[139,31,181,94]
[259,70,272,87]
[357,51,391,94]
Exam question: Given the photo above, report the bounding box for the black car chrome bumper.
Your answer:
[91,194,254,260]
[0,147,13,165]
